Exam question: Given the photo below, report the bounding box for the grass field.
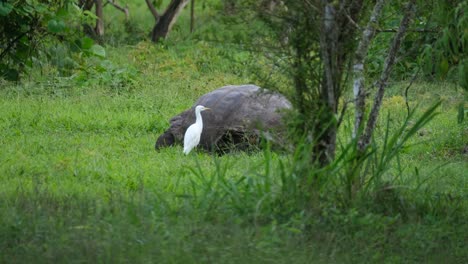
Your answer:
[1,21,467,264]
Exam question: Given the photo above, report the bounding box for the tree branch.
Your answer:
[106,0,129,20]
[145,0,160,21]
[357,0,416,152]
[377,28,438,33]
[404,67,421,117]
[344,13,361,31]
[151,0,190,42]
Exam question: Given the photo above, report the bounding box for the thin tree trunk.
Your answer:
[317,2,339,165]
[348,0,385,200]
[315,0,363,165]
[95,0,104,36]
[151,0,190,42]
[353,0,385,138]
[190,0,195,33]
[321,3,338,113]
[357,0,416,152]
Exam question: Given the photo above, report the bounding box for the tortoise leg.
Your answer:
[155,132,175,150]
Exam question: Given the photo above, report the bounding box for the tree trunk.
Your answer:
[353,0,385,139]
[315,0,363,165]
[317,2,339,165]
[190,0,195,33]
[95,0,104,37]
[150,0,190,42]
[145,0,160,21]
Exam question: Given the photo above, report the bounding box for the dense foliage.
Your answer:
[374,0,467,89]
[419,0,467,88]
[2,0,465,87]
[0,0,106,81]
[0,0,56,80]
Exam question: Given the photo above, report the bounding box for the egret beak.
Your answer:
[204,107,211,111]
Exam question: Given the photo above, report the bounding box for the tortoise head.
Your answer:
[155,131,175,150]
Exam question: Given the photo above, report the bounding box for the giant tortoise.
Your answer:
[155,84,292,153]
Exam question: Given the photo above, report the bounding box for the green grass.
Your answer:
[1,16,467,263]
[0,83,321,262]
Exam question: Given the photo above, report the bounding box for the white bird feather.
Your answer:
[183,105,210,154]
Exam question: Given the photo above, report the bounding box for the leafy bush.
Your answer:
[419,0,467,89]
[368,0,467,88]
[0,0,107,81]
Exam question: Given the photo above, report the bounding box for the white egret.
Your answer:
[183,105,210,155]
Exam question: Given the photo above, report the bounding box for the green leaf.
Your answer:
[457,102,464,124]
[421,46,433,74]
[56,8,69,18]
[83,10,98,20]
[81,37,94,50]
[34,3,49,14]
[439,58,449,78]
[57,20,66,31]
[47,19,66,33]
[22,4,34,14]
[0,2,14,16]
[449,29,459,55]
[459,60,467,90]
[441,29,450,51]
[0,68,20,81]
[47,20,58,32]
[155,0,163,9]
[91,44,106,58]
